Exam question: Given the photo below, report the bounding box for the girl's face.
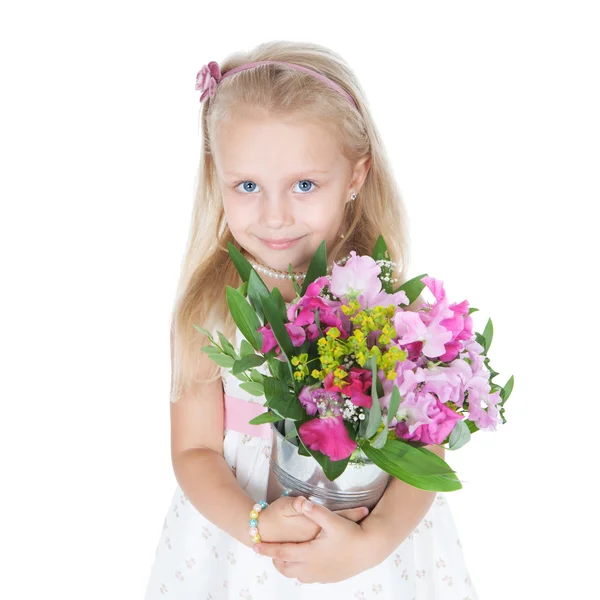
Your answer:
[213,108,369,279]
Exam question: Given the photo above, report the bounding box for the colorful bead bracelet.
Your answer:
[248,500,268,543]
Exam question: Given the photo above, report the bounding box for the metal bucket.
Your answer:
[266,421,391,511]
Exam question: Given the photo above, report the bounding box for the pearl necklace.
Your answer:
[249,255,352,281]
[248,255,400,283]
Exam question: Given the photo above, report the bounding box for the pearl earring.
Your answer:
[350,193,357,201]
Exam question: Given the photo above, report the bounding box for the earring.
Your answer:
[340,232,345,239]
[350,193,357,201]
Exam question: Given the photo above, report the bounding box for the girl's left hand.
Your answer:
[253,496,378,584]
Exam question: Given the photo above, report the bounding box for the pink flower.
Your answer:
[258,325,277,353]
[257,322,305,353]
[299,386,319,416]
[394,309,453,359]
[299,416,357,461]
[324,368,373,409]
[195,61,222,103]
[395,396,462,445]
[330,251,381,299]
[418,277,474,362]
[285,323,306,347]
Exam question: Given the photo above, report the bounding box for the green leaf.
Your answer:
[482,318,493,353]
[225,286,262,351]
[237,281,248,296]
[201,350,235,368]
[266,356,292,384]
[261,296,295,361]
[468,307,479,315]
[393,273,428,305]
[193,325,214,341]
[217,332,237,358]
[371,425,389,449]
[296,430,350,481]
[269,287,288,321]
[300,240,327,297]
[387,385,401,426]
[263,377,304,420]
[201,345,223,355]
[238,381,265,396]
[372,235,393,293]
[371,235,390,262]
[240,339,255,357]
[248,412,282,425]
[249,369,264,384]
[288,263,301,296]
[231,354,266,375]
[464,419,480,434]
[499,375,514,405]
[247,269,270,323]
[361,440,462,492]
[284,421,299,441]
[227,242,254,283]
[365,356,382,439]
[448,420,471,451]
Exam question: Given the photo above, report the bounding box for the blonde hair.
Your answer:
[170,40,413,404]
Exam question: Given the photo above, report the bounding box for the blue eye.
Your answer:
[235,179,317,194]
[236,181,260,193]
[293,180,316,193]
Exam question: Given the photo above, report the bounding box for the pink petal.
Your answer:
[299,416,357,461]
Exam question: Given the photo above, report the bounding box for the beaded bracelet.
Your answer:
[248,500,268,543]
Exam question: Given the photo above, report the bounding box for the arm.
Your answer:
[360,444,446,564]
[169,330,257,549]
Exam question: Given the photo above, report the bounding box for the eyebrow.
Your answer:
[222,169,331,178]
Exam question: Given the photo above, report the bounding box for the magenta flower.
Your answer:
[299,386,319,416]
[395,395,462,445]
[258,325,277,353]
[324,368,373,408]
[286,323,306,347]
[195,61,222,103]
[299,416,357,461]
[418,276,474,362]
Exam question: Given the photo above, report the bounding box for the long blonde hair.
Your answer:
[170,40,413,404]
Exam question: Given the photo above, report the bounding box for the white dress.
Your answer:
[143,326,480,599]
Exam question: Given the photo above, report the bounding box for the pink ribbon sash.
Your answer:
[223,393,271,439]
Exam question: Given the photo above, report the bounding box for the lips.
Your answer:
[259,235,305,250]
[261,237,301,244]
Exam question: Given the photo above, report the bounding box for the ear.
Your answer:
[348,155,371,197]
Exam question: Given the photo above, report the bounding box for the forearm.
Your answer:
[173,448,256,548]
[361,445,445,564]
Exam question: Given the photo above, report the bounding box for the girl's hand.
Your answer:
[254,496,377,584]
[258,496,369,544]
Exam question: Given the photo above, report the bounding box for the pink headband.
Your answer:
[195,60,358,109]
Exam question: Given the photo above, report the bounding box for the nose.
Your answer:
[259,192,293,229]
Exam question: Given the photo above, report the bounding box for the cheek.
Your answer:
[223,199,250,236]
[300,202,345,234]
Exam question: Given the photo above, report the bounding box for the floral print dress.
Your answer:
[143,326,479,599]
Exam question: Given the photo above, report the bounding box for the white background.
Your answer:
[1,1,598,598]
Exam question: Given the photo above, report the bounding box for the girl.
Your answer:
[144,40,479,599]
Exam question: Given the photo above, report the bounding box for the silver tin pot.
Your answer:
[266,421,391,511]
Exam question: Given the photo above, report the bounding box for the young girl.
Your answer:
[144,40,479,599]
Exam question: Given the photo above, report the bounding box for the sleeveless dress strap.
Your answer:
[223,393,271,439]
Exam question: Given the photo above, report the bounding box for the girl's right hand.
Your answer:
[257,496,369,544]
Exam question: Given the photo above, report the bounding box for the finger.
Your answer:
[294,499,341,531]
[334,506,370,522]
[255,540,313,562]
[272,559,311,583]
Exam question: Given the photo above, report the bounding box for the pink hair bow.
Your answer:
[195,61,222,103]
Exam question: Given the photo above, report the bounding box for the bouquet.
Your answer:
[197,236,513,493]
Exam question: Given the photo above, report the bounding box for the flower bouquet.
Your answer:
[197,236,513,506]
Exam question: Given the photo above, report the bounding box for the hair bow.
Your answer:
[195,61,222,103]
